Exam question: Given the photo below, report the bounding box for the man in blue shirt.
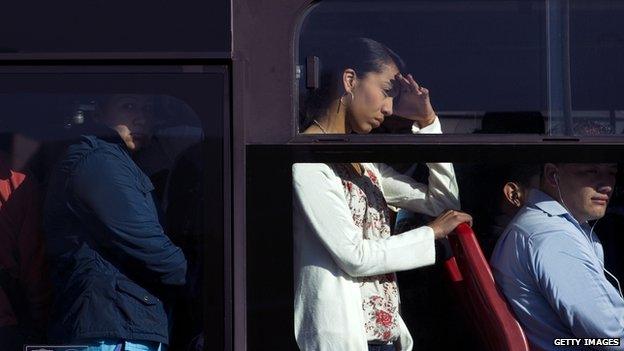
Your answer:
[491,163,624,350]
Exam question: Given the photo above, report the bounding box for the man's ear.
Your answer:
[503,182,522,207]
[342,68,357,94]
[543,163,559,188]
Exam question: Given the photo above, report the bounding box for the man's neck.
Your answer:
[540,187,587,224]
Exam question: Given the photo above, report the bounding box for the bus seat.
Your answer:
[445,223,529,351]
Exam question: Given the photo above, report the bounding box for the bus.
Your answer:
[1,0,623,350]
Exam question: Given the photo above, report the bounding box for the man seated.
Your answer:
[465,164,541,258]
[491,163,624,350]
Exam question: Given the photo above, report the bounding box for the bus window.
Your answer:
[270,160,624,350]
[0,68,228,351]
[569,1,624,136]
[0,0,230,54]
[296,0,624,138]
[297,0,548,135]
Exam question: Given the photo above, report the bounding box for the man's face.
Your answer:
[100,94,155,152]
[554,163,617,222]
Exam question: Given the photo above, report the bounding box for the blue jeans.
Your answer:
[368,343,395,351]
[82,339,165,351]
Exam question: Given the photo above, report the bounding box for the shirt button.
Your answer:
[143,296,149,302]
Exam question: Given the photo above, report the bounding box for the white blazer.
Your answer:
[293,118,460,351]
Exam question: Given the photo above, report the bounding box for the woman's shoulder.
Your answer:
[292,163,345,193]
[292,163,336,178]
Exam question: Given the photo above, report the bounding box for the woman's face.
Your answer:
[347,63,399,134]
[100,94,155,151]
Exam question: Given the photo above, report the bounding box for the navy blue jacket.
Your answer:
[43,134,187,344]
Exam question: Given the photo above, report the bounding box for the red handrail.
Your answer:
[445,223,530,351]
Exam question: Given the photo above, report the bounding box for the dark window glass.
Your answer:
[298,0,548,135]
[0,0,230,54]
[0,69,227,350]
[570,0,624,136]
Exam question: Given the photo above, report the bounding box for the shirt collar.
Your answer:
[526,189,593,232]
[526,188,571,217]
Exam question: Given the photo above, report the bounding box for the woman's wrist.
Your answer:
[416,114,437,128]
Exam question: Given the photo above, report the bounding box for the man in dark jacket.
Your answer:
[43,94,187,350]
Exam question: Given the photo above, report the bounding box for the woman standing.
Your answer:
[294,38,471,351]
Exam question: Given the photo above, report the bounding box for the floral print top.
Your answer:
[331,163,401,343]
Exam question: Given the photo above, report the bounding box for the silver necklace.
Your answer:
[312,119,328,134]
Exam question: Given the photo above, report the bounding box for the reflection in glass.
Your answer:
[0,92,210,351]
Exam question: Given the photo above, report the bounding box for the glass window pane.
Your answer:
[269,159,624,350]
[298,0,548,135]
[0,71,227,350]
[0,0,230,54]
[570,0,624,135]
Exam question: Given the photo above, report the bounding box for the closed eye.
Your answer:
[384,85,399,98]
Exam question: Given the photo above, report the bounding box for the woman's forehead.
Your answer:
[380,63,400,77]
[363,64,399,82]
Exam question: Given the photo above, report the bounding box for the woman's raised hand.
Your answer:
[393,73,437,128]
[427,210,473,240]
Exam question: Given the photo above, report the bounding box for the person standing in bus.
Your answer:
[491,163,624,350]
[0,156,51,351]
[44,94,187,351]
[294,37,471,351]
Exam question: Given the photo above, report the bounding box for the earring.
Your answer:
[337,92,354,115]
[342,92,355,105]
[337,97,343,115]
[348,92,354,103]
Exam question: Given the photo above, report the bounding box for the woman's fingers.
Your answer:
[452,211,472,227]
[457,212,473,227]
[428,210,472,239]
[397,73,428,96]
[448,210,471,225]
[407,74,425,95]
[396,73,411,92]
[407,74,420,89]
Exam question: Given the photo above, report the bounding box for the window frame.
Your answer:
[0,64,232,350]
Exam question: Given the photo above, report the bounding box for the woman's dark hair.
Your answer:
[300,37,405,130]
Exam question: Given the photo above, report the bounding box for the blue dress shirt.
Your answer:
[491,189,624,350]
